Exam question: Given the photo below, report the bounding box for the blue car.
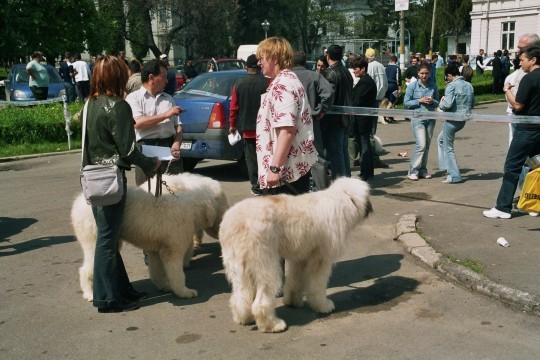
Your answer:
[173,70,248,172]
[3,64,65,102]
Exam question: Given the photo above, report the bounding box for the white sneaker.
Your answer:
[407,174,419,181]
[483,208,511,219]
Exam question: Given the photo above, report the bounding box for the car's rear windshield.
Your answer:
[178,72,246,98]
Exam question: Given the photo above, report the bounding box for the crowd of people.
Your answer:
[73,32,540,313]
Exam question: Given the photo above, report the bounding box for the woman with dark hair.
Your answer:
[84,55,160,312]
[404,63,439,180]
[437,63,475,184]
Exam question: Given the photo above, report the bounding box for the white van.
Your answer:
[237,45,258,61]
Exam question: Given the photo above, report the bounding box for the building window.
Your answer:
[501,22,515,50]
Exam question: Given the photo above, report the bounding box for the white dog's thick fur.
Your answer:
[219,177,373,333]
[72,173,228,301]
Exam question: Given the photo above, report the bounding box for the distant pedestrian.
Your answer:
[476,49,486,76]
[324,44,354,179]
[72,53,91,101]
[159,54,178,95]
[25,51,49,100]
[437,63,475,184]
[292,51,335,190]
[126,59,142,95]
[404,64,439,181]
[459,55,474,83]
[59,52,76,103]
[229,54,270,196]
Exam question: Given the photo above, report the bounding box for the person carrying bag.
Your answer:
[79,55,160,313]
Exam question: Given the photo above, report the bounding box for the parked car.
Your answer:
[3,64,65,102]
[173,70,248,172]
[193,58,246,75]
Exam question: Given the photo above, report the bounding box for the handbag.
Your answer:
[517,168,540,213]
[79,100,124,206]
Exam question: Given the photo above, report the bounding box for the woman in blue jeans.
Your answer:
[404,64,439,180]
[437,63,475,183]
[84,56,160,312]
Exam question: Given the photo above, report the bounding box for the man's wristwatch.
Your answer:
[269,165,281,174]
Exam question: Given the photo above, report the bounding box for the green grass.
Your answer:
[0,140,81,158]
[443,254,485,275]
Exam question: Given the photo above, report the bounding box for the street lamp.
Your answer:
[261,19,270,39]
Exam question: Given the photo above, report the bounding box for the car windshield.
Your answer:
[177,72,245,99]
[14,66,62,84]
[217,60,245,71]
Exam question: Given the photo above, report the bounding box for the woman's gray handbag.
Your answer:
[80,100,124,206]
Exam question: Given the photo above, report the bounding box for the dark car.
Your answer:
[173,70,248,172]
[193,58,246,75]
[3,64,65,102]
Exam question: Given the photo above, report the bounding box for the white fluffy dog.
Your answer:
[219,177,373,333]
[72,173,228,301]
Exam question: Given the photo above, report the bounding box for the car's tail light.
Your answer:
[208,103,226,129]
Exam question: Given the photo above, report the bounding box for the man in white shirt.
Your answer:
[126,59,183,185]
[72,53,91,101]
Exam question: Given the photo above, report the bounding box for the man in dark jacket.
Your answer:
[323,44,353,179]
[229,54,270,195]
[351,57,377,181]
[292,51,335,190]
[492,50,503,94]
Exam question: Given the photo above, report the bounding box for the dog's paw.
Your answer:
[310,298,335,314]
[174,287,198,298]
[259,319,287,333]
[82,292,93,302]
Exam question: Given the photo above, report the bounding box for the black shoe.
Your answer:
[98,300,139,313]
[123,288,148,302]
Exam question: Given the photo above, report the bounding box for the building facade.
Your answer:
[471,0,540,57]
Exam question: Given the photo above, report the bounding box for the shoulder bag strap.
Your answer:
[80,100,90,169]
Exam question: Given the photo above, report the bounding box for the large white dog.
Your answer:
[72,173,228,301]
[219,177,373,333]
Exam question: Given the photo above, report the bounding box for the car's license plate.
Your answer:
[180,141,192,150]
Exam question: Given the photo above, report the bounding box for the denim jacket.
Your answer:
[404,80,439,112]
[439,76,475,114]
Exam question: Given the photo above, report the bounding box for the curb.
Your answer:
[395,214,540,317]
[0,149,81,163]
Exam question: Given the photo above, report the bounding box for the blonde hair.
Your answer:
[256,37,294,70]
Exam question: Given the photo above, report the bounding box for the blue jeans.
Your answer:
[438,120,466,182]
[409,119,436,176]
[92,176,132,308]
[495,127,540,213]
[321,120,350,179]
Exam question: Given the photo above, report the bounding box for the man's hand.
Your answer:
[266,171,281,188]
[168,106,182,117]
[229,126,237,134]
[315,112,325,121]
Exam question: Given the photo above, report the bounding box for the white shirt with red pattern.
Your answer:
[256,69,317,188]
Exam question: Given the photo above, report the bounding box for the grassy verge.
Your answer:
[0,141,81,158]
[442,254,486,275]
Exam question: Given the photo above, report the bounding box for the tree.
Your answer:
[0,0,102,64]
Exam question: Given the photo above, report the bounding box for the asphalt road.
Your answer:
[1,104,540,358]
